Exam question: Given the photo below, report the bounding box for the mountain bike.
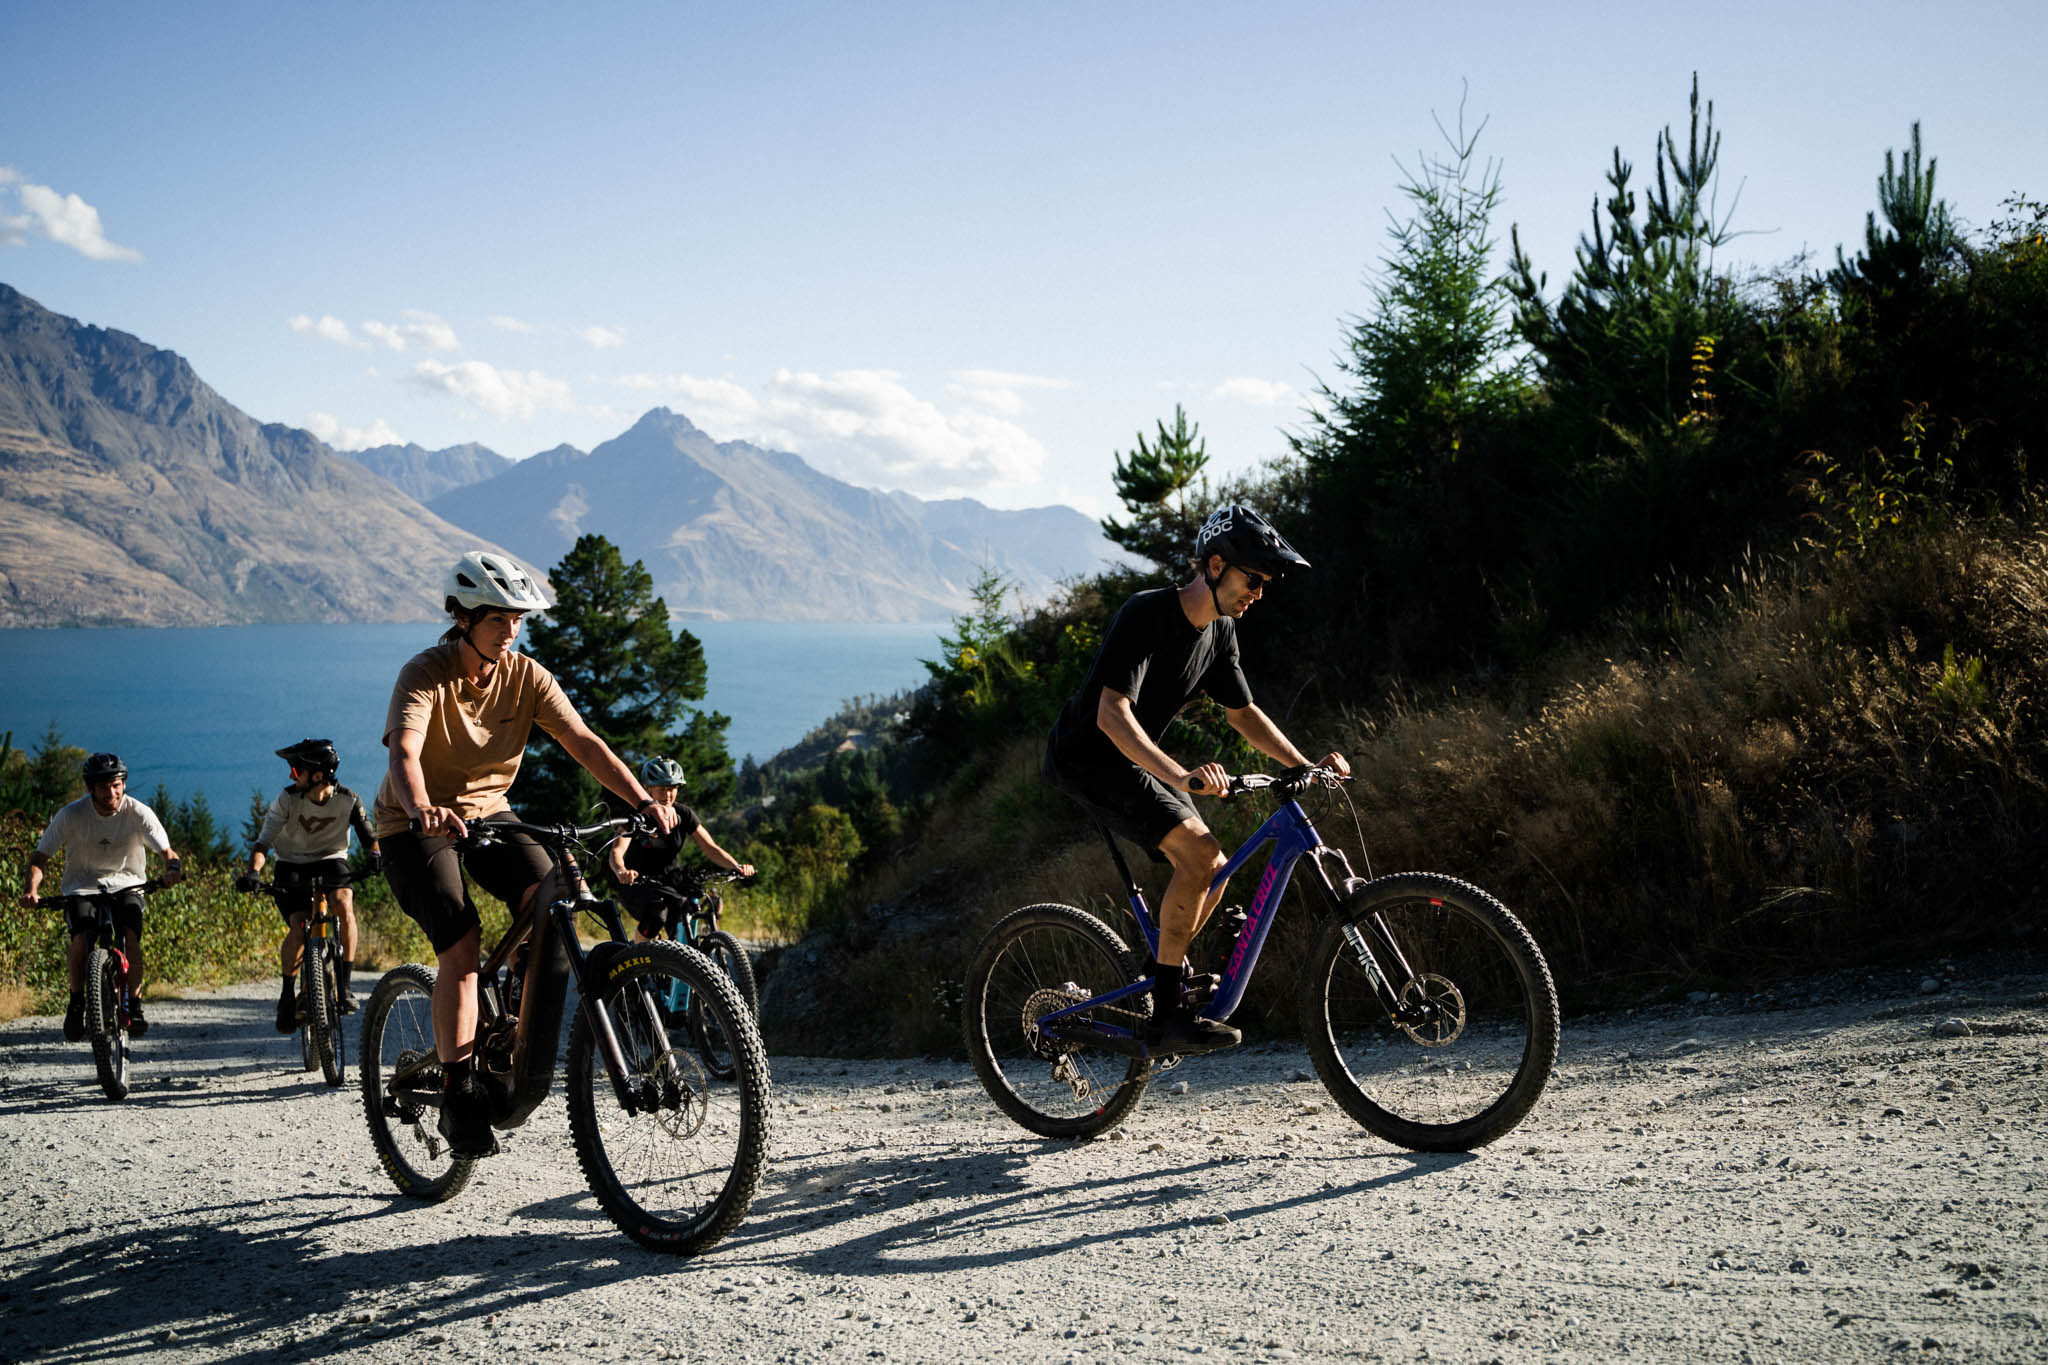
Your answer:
[34,877,166,1102]
[250,867,373,1088]
[630,868,759,1080]
[359,814,771,1254]
[963,766,1559,1151]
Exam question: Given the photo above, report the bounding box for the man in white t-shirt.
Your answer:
[19,753,185,1041]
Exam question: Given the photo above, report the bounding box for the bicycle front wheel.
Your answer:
[962,903,1151,1139]
[85,947,128,1102]
[360,964,475,1201]
[303,944,344,1087]
[1299,873,1559,1152]
[566,941,770,1254]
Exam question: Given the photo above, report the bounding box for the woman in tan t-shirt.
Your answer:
[375,550,677,1158]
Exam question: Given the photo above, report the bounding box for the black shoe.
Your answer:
[275,980,297,1034]
[63,993,85,1043]
[1143,1007,1241,1056]
[127,997,148,1038]
[438,1073,501,1158]
[338,987,359,1016]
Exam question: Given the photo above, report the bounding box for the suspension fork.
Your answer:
[557,899,658,1114]
[1310,851,1421,1017]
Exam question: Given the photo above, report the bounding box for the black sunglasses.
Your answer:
[1233,564,1274,591]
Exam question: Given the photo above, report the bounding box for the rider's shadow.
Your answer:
[0,1193,689,1360]
[717,1136,1469,1274]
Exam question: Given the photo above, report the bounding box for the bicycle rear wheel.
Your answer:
[696,930,759,1017]
[360,964,475,1201]
[84,947,128,1102]
[566,941,770,1254]
[304,944,344,1088]
[962,903,1151,1139]
[1299,873,1558,1152]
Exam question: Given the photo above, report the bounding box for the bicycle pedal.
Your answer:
[1181,972,1219,1005]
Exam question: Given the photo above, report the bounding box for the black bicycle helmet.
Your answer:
[81,752,127,783]
[1194,504,1310,577]
[276,738,339,774]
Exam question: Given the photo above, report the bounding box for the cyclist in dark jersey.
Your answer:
[1044,505,1348,1054]
[606,755,754,941]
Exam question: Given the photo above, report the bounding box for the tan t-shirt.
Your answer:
[372,641,583,837]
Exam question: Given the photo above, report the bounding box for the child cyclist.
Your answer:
[606,755,754,942]
[237,739,380,1028]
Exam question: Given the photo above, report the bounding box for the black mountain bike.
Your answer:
[34,877,166,1102]
[251,868,373,1088]
[360,814,771,1254]
[632,868,760,1079]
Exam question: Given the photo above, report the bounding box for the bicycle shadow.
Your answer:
[719,1132,1468,1276]
[0,1190,706,1363]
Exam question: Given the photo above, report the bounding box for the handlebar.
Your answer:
[248,866,377,897]
[30,876,171,909]
[412,811,653,851]
[1188,764,1349,798]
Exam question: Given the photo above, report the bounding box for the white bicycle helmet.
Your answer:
[639,755,687,788]
[444,550,552,615]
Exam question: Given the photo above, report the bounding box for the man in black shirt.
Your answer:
[1045,505,1349,1054]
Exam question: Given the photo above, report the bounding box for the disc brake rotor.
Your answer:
[1395,972,1467,1047]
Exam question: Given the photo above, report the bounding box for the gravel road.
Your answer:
[1,961,2042,1364]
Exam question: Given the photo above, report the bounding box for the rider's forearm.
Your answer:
[1226,703,1312,769]
[1096,692,1189,787]
[559,726,655,810]
[693,828,744,872]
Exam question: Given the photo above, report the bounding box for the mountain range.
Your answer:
[0,283,1126,627]
[0,283,503,626]
[410,410,1124,621]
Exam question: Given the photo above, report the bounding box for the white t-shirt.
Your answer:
[35,795,173,895]
[256,784,371,863]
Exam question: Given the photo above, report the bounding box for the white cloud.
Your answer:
[578,325,626,350]
[1211,376,1301,407]
[943,368,1074,416]
[488,314,537,334]
[289,313,365,349]
[610,368,1047,495]
[0,171,141,262]
[305,411,403,450]
[363,309,461,353]
[412,358,575,421]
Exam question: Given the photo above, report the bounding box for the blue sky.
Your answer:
[4,2,2041,515]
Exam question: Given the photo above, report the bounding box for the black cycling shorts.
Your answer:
[1043,742,1199,859]
[382,813,553,956]
[63,887,146,940]
[622,880,681,938]
[272,857,353,923]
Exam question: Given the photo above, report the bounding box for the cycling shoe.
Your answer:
[1143,1007,1241,1056]
[438,1073,501,1158]
[63,993,85,1043]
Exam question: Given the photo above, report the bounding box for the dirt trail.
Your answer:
[1,964,2042,1363]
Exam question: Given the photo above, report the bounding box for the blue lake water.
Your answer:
[0,622,943,818]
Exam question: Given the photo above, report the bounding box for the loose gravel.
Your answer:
[1,962,2042,1363]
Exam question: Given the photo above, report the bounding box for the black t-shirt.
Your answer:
[620,803,703,877]
[1047,587,1253,775]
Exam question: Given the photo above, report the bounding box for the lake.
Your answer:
[0,621,944,818]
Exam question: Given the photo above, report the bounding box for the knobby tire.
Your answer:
[85,946,128,1102]
[303,942,343,1087]
[566,940,771,1255]
[1298,872,1559,1152]
[963,903,1152,1140]
[360,963,475,1202]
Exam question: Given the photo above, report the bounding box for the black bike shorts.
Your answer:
[1043,744,1199,858]
[382,813,553,956]
[622,879,686,938]
[272,857,353,923]
[63,888,145,940]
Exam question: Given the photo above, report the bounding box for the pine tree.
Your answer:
[1101,405,1210,574]
[522,534,734,816]
[1293,93,1523,496]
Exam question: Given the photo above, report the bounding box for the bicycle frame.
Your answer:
[1039,788,1359,1054]
[380,817,664,1131]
